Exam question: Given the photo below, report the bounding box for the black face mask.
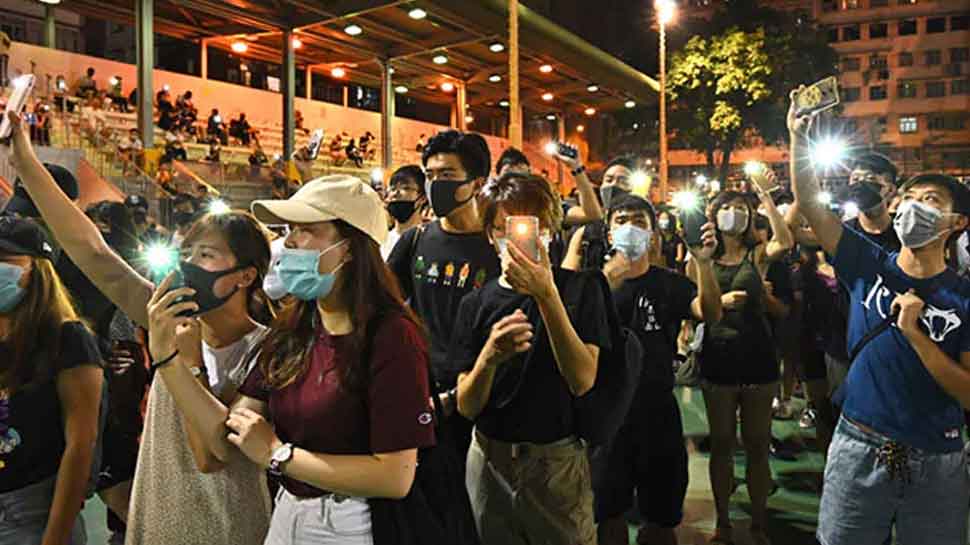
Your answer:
[387,200,419,224]
[173,211,195,228]
[179,261,248,316]
[600,185,630,210]
[846,181,885,213]
[426,179,475,218]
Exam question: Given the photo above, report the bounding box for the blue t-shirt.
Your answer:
[836,226,970,453]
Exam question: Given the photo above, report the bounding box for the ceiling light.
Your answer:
[625,100,636,108]
[395,85,409,93]
[440,81,455,92]
[465,114,474,123]
[240,64,249,72]
[499,100,510,107]
[433,54,448,65]
[539,64,553,73]
[541,92,553,101]
[577,124,585,132]
[587,84,599,92]
[388,67,395,74]
[489,42,505,53]
[231,41,248,53]
[488,74,502,83]
[38,0,61,4]
[291,37,302,49]
[546,114,556,121]
[331,67,347,78]
[408,8,427,19]
[584,107,596,116]
[344,24,363,36]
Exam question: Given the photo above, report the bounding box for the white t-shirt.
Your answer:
[381,228,402,261]
[202,325,267,397]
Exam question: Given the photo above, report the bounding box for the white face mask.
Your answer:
[893,200,954,249]
[658,218,671,231]
[717,208,749,235]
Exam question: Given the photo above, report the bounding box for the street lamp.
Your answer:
[656,0,676,202]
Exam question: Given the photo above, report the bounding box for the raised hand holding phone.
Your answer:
[0,75,35,141]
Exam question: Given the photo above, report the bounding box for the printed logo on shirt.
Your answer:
[0,391,22,470]
[636,295,662,333]
[473,268,488,289]
[414,256,427,280]
[945,428,960,440]
[443,262,456,286]
[862,274,963,342]
[418,412,433,425]
[427,262,440,284]
[457,263,471,288]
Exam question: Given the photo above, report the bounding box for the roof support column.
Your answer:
[508,0,522,148]
[379,59,394,170]
[282,29,296,159]
[135,0,154,148]
[306,66,312,99]
[557,113,565,191]
[43,6,56,49]
[200,38,208,80]
[456,80,467,132]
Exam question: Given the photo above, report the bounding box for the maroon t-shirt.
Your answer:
[239,313,436,498]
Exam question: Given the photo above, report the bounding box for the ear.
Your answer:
[238,266,258,289]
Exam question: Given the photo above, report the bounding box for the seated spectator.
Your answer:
[127,88,138,111]
[118,129,144,173]
[248,143,268,176]
[207,109,228,145]
[28,102,52,147]
[75,67,97,99]
[294,109,309,135]
[162,132,187,163]
[156,90,176,132]
[230,112,254,146]
[328,134,344,165]
[346,137,364,169]
[155,161,177,198]
[359,131,376,161]
[204,140,221,163]
[108,76,128,112]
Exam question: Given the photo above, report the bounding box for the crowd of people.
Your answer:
[0,81,969,545]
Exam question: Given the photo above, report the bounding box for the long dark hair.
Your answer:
[86,200,139,262]
[257,220,424,392]
[709,190,760,260]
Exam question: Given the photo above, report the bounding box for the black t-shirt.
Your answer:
[845,217,900,253]
[388,220,501,386]
[0,321,101,492]
[450,268,612,443]
[613,267,696,395]
[766,260,795,307]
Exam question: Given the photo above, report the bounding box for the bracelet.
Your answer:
[571,165,586,176]
[151,350,179,370]
[447,387,457,408]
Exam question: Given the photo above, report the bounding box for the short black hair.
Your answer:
[173,193,198,210]
[851,152,898,186]
[605,156,638,173]
[900,174,970,216]
[608,193,656,229]
[421,130,491,181]
[496,147,530,175]
[184,91,193,99]
[389,165,427,197]
[86,67,95,76]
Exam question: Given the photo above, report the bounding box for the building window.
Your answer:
[842,57,861,71]
[952,15,970,30]
[870,55,888,69]
[899,19,918,35]
[927,17,947,33]
[842,0,859,8]
[897,81,918,97]
[945,115,967,130]
[928,115,945,130]
[925,50,942,65]
[822,0,838,11]
[826,27,839,42]
[870,0,888,6]
[869,23,888,38]
[926,81,946,97]
[953,79,970,95]
[843,87,861,102]
[899,116,918,133]
[870,86,888,100]
[843,25,861,40]
[899,52,914,66]
[952,48,970,63]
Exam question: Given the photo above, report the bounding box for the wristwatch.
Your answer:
[190,366,207,379]
[571,165,586,176]
[268,442,294,477]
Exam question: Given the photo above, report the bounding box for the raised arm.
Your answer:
[751,169,794,262]
[787,90,843,256]
[5,112,155,327]
[686,222,723,324]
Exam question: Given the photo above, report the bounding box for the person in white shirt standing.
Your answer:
[381,165,428,260]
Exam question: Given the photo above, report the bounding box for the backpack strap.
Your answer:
[408,223,428,265]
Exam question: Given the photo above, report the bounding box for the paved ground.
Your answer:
[82,387,825,545]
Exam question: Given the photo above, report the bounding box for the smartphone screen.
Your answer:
[0,75,36,139]
[679,207,707,247]
[507,215,540,261]
[307,129,324,160]
[556,142,579,160]
[795,76,840,117]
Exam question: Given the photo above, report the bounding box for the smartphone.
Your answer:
[507,215,540,261]
[306,129,324,160]
[794,76,840,117]
[679,205,707,247]
[555,141,578,160]
[0,74,36,139]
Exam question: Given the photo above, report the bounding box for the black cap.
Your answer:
[0,216,57,261]
[124,194,149,210]
[5,164,80,218]
[850,153,898,186]
[899,174,970,216]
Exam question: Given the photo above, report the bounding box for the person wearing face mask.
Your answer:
[387,130,501,467]
[450,172,611,545]
[657,209,686,272]
[146,176,435,545]
[381,165,427,261]
[5,109,276,545]
[0,216,103,545]
[842,153,901,252]
[170,193,200,247]
[562,156,638,271]
[702,180,793,545]
[790,90,970,545]
[594,194,722,545]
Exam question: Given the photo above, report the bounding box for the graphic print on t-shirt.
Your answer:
[458,263,471,288]
[863,273,962,342]
[443,262,456,286]
[636,295,662,333]
[0,392,22,470]
[474,268,488,289]
[427,262,440,284]
[414,256,426,280]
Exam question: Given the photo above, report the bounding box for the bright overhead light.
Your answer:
[231,41,248,53]
[109,76,120,86]
[240,64,249,72]
[465,114,474,123]
[371,168,384,183]
[539,64,553,73]
[432,54,448,65]
[408,8,427,19]
[388,67,395,74]
[625,100,636,108]
[499,100,510,107]
[587,84,599,92]
[546,114,556,121]
[488,74,502,83]
[291,37,302,49]
[38,0,61,4]
[656,0,676,25]
[394,85,409,93]
[584,107,597,116]
[331,67,347,78]
[344,24,363,36]
[576,124,585,132]
[541,92,554,101]
[440,81,455,92]
[489,42,505,53]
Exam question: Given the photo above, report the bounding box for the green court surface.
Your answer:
[82,386,825,545]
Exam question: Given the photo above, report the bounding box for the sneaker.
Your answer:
[771,398,796,420]
[799,408,818,429]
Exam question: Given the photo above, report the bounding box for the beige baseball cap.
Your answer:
[251,175,387,245]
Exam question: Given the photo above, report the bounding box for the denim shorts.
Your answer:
[0,476,86,545]
[817,416,970,545]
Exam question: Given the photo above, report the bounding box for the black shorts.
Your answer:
[592,392,689,527]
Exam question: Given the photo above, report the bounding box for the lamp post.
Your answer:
[656,0,675,202]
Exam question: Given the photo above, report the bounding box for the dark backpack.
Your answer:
[563,270,644,446]
[578,221,610,271]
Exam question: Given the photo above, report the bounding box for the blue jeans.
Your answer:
[818,416,970,545]
[0,476,86,545]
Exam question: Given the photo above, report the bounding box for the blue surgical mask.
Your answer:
[276,241,348,301]
[612,224,652,261]
[0,263,27,313]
